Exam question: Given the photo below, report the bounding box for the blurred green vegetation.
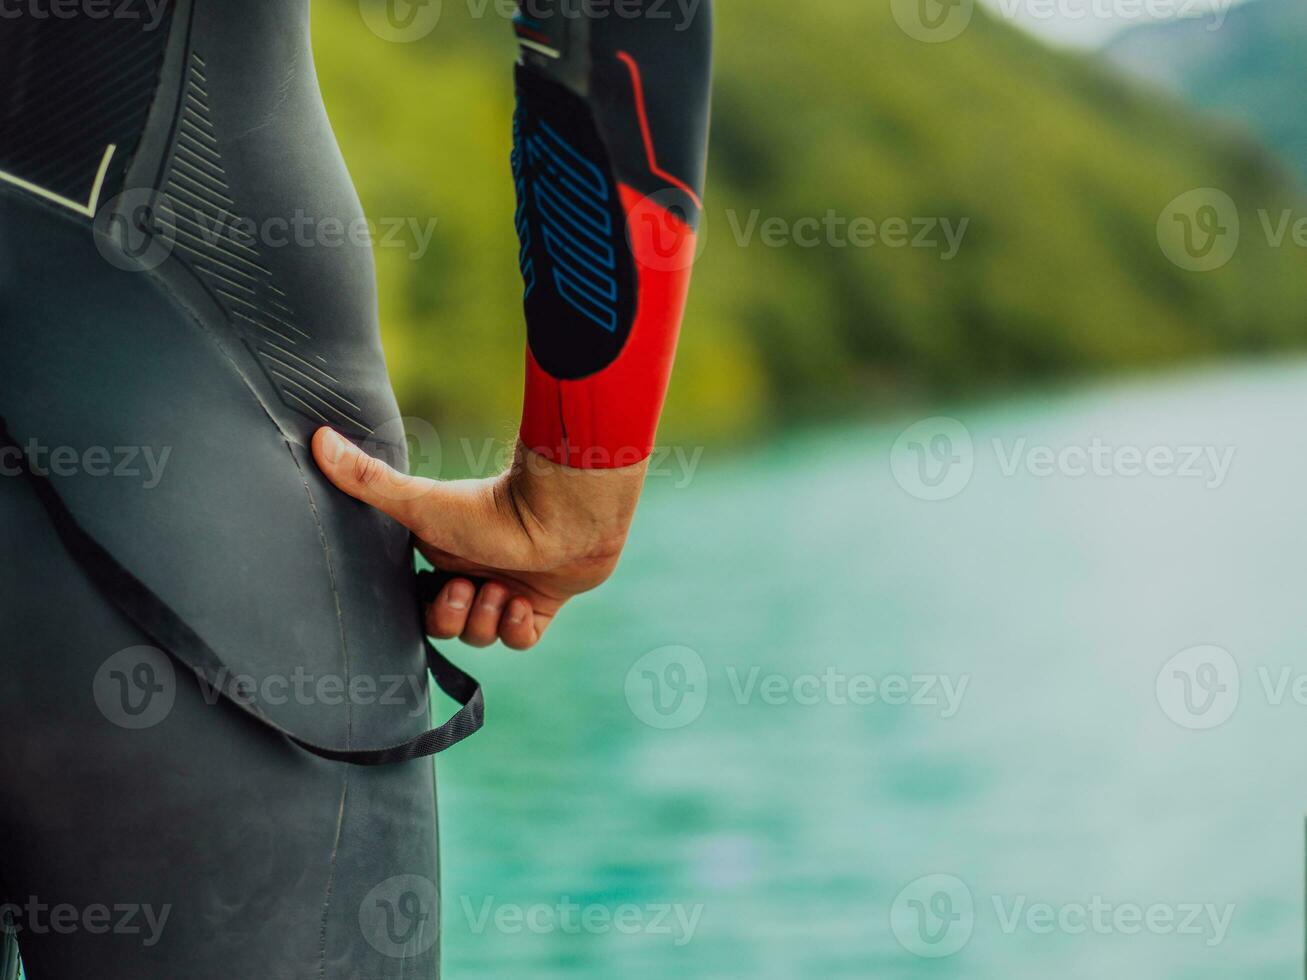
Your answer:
[312,0,1307,448]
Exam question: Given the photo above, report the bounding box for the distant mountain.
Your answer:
[1104,0,1307,183]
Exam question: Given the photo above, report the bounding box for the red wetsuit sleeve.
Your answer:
[510,1,713,469]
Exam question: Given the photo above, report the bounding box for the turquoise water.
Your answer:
[440,363,1307,978]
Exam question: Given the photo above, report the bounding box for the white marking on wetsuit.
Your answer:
[0,144,116,218]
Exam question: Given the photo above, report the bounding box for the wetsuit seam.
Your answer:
[318,776,350,980]
[138,266,358,979]
[290,445,357,980]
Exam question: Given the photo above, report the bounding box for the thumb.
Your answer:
[312,428,506,562]
[312,427,439,529]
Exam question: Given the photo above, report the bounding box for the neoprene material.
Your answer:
[0,416,485,766]
[512,0,714,468]
[0,2,713,975]
[1,2,453,976]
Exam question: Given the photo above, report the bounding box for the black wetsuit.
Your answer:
[0,1,711,977]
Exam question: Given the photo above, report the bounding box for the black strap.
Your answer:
[0,419,483,766]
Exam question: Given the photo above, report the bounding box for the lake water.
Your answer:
[10,365,1291,978]
[439,363,1307,979]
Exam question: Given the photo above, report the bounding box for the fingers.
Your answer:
[425,578,476,639]
[424,579,541,650]
[462,582,511,648]
[500,599,538,651]
[312,427,435,529]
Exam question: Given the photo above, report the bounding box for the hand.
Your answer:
[312,428,646,650]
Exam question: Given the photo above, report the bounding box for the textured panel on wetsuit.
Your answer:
[513,68,637,380]
[152,51,370,434]
[0,0,174,206]
[513,0,711,224]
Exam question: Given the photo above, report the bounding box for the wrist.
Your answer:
[505,441,647,565]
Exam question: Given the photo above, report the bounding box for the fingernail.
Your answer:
[507,603,526,625]
[322,429,349,464]
[446,582,473,611]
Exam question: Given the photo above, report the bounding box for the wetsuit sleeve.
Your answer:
[511,0,713,469]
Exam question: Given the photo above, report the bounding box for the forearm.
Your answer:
[511,0,714,469]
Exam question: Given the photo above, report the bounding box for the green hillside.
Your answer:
[312,0,1307,447]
